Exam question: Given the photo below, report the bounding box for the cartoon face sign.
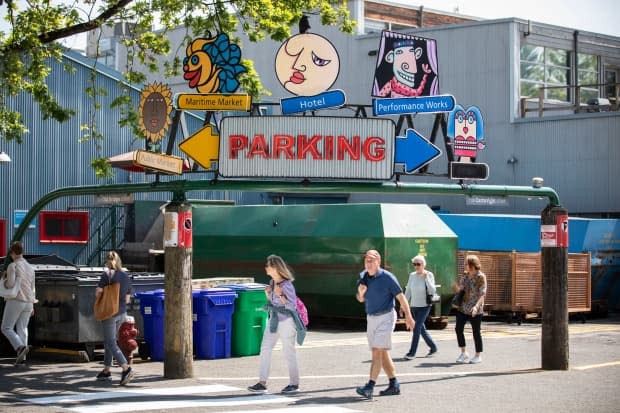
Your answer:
[183,33,246,94]
[386,43,424,88]
[372,31,439,98]
[138,82,172,144]
[275,33,340,96]
[447,104,486,159]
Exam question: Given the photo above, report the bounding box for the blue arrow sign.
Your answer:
[395,128,442,174]
[373,94,455,116]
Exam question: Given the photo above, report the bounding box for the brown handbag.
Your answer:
[93,273,120,321]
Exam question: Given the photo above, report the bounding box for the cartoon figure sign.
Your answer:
[183,32,247,94]
[447,104,486,160]
[138,82,173,152]
[275,17,345,114]
[275,32,340,96]
[372,31,439,98]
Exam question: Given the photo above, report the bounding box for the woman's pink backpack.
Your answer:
[296,297,309,327]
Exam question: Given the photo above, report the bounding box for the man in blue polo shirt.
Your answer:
[355,249,414,399]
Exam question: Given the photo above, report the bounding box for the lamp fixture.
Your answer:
[0,151,11,163]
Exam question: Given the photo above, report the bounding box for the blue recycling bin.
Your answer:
[192,287,237,359]
[136,289,165,361]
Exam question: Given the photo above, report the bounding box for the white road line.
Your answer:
[573,360,620,370]
[212,407,362,413]
[200,368,542,381]
[26,384,239,404]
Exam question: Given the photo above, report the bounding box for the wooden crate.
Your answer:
[457,251,591,314]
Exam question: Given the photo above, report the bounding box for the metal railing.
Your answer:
[71,205,125,266]
[520,82,620,117]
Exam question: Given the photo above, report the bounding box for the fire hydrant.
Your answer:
[117,316,139,364]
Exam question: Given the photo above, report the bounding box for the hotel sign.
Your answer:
[218,116,396,180]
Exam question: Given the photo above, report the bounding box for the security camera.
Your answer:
[532,177,544,188]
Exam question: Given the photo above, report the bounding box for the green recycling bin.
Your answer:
[220,283,268,356]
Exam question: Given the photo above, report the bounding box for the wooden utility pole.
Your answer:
[541,204,569,370]
[163,200,194,378]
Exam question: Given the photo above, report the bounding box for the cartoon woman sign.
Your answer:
[447,104,486,160]
[372,31,439,98]
[275,32,340,97]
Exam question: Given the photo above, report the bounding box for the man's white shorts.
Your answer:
[366,309,396,350]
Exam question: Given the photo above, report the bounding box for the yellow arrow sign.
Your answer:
[178,125,220,170]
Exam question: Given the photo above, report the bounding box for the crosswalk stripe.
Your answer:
[26,384,239,404]
[24,384,297,413]
[63,394,295,413]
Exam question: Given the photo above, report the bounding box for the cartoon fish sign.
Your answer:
[183,32,247,94]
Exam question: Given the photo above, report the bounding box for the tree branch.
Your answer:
[37,0,134,44]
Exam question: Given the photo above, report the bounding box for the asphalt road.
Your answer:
[1,315,619,413]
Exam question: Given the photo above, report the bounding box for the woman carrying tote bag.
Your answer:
[1,241,36,365]
[94,251,135,385]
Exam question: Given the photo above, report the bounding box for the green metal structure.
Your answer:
[192,203,457,318]
[8,179,560,247]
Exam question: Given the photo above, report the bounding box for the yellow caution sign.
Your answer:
[179,125,220,171]
[175,93,252,111]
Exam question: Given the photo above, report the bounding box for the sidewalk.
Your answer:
[1,316,619,413]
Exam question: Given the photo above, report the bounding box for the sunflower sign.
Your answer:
[139,82,173,152]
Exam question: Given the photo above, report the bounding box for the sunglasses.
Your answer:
[412,262,422,266]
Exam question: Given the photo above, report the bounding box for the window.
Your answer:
[605,69,619,100]
[578,53,599,103]
[520,45,570,101]
[39,211,89,243]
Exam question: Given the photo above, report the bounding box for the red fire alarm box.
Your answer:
[178,209,192,248]
[556,214,568,248]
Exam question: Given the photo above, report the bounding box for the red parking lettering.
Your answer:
[229,134,248,159]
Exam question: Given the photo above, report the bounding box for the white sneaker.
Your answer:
[470,354,482,364]
[456,352,470,363]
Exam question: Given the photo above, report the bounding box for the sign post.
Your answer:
[540,204,569,370]
[163,201,194,378]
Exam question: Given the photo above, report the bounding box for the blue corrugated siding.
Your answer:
[0,50,239,258]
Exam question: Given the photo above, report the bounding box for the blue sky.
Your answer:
[396,0,619,37]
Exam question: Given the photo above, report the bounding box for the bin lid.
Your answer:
[207,294,237,306]
[136,289,165,297]
[199,287,237,296]
[218,283,267,291]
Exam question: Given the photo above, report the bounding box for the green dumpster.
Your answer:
[220,283,268,356]
[192,203,458,319]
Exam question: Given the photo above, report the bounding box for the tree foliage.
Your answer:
[0,0,354,176]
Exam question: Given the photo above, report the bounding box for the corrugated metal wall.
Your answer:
[0,50,259,258]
